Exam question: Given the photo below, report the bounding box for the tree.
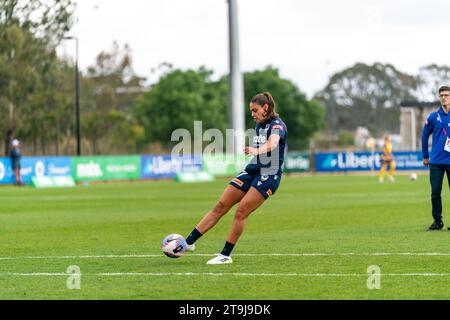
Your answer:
[315,63,418,136]
[416,64,450,101]
[133,66,228,148]
[0,0,75,44]
[81,42,146,154]
[135,65,324,151]
[17,56,75,155]
[0,0,76,155]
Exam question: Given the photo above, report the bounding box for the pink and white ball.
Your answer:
[161,234,187,258]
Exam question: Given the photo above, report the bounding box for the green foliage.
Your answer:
[5,1,449,156]
[81,110,144,155]
[81,42,146,154]
[135,66,324,151]
[337,130,355,147]
[133,67,227,146]
[0,0,75,155]
[106,110,145,154]
[316,63,419,136]
[0,0,76,44]
[416,64,450,100]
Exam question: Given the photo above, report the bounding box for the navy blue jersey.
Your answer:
[10,148,21,170]
[245,117,288,176]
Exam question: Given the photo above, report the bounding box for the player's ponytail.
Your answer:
[251,92,279,120]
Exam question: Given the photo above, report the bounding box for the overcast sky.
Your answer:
[59,0,450,98]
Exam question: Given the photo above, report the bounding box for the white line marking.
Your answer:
[1,272,450,277]
[1,253,450,260]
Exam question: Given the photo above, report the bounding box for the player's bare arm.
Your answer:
[244,134,281,156]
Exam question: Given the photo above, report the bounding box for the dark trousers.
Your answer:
[430,164,450,222]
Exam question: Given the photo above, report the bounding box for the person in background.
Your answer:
[422,86,450,231]
[379,134,396,183]
[10,139,22,186]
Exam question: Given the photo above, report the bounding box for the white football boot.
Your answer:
[206,254,233,265]
[186,243,196,252]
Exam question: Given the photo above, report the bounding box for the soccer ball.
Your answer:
[410,173,418,181]
[161,234,187,258]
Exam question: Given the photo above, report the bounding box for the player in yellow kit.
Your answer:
[379,134,396,183]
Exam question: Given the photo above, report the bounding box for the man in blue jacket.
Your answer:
[422,86,450,230]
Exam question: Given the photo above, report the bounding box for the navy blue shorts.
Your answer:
[229,171,282,200]
[11,161,20,171]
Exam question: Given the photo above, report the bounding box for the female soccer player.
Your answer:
[184,92,288,265]
[379,134,396,183]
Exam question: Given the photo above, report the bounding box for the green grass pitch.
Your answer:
[1,173,450,300]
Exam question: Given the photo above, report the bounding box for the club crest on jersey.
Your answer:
[272,125,284,131]
[261,175,269,182]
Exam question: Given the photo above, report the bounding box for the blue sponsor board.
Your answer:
[315,152,425,172]
[141,155,202,179]
[0,157,72,184]
[0,158,15,184]
[389,152,426,171]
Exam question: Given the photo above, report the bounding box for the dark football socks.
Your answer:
[186,228,203,245]
[220,241,235,257]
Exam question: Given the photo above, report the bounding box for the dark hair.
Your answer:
[250,92,279,120]
[439,86,450,94]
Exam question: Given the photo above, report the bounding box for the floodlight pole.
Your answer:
[63,36,82,156]
[227,0,245,154]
